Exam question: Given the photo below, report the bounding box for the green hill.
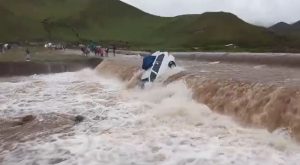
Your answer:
[0,0,164,42]
[159,13,283,50]
[0,0,299,51]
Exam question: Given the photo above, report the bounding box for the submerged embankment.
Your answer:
[96,55,300,141]
[173,52,300,67]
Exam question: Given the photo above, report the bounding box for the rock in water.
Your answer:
[74,115,85,124]
[21,115,36,124]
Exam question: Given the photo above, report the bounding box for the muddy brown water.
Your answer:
[97,55,300,141]
[2,53,300,164]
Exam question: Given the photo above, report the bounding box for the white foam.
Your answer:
[1,70,300,165]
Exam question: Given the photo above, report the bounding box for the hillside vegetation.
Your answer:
[0,0,299,51]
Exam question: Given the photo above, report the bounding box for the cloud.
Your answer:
[121,0,300,26]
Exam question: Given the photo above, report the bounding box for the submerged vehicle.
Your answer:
[140,51,176,88]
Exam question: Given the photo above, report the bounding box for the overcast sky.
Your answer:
[120,0,300,27]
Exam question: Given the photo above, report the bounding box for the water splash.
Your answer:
[1,69,300,165]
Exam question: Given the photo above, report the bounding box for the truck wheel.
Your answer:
[168,61,176,68]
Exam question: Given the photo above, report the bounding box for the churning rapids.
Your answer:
[1,55,300,165]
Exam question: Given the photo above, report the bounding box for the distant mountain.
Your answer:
[0,0,299,51]
[292,21,300,29]
[269,22,291,33]
[269,21,300,52]
[269,21,300,36]
[290,21,300,44]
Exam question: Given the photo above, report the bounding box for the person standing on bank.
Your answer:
[105,47,109,57]
[112,45,116,56]
[25,48,31,61]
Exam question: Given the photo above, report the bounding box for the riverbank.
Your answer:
[0,48,102,76]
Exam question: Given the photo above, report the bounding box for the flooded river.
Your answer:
[1,55,300,165]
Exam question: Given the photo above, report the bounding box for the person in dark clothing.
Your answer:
[80,47,85,56]
[25,48,31,61]
[0,44,3,53]
[105,48,109,57]
[112,45,116,56]
[7,44,11,50]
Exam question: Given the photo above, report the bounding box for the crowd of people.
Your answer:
[80,44,116,57]
[0,42,117,62]
[43,42,117,57]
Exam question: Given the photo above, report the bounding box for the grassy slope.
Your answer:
[0,0,299,51]
[158,13,282,49]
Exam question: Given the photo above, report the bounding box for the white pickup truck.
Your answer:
[140,51,176,88]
